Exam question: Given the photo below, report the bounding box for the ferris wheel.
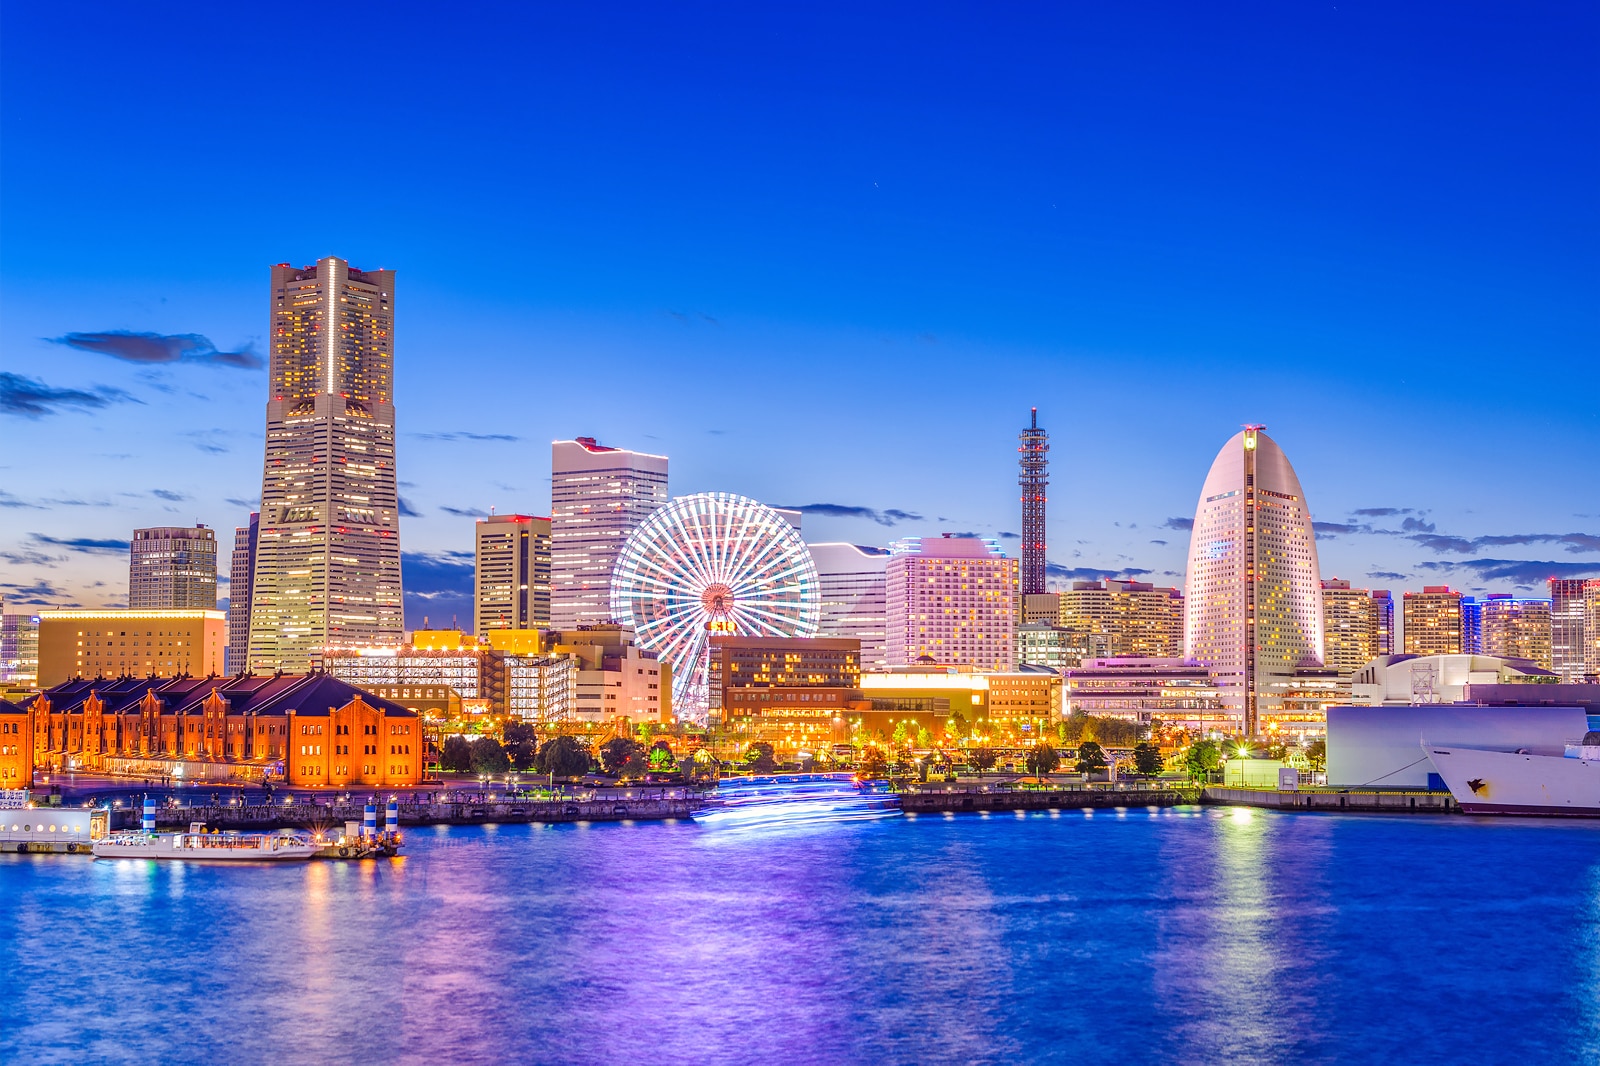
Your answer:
[610,492,821,719]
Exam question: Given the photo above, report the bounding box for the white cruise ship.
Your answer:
[1426,734,1600,817]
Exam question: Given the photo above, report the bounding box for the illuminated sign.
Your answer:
[706,619,737,634]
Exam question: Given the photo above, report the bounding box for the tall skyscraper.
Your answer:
[475,514,552,633]
[1402,586,1464,656]
[226,514,258,674]
[1460,596,1484,654]
[809,542,889,670]
[550,437,668,629]
[1372,589,1395,655]
[886,535,1018,671]
[129,525,218,610]
[1320,578,1378,676]
[1183,426,1322,736]
[1481,594,1553,668]
[248,257,403,672]
[1588,580,1600,680]
[1550,578,1589,682]
[1018,408,1049,596]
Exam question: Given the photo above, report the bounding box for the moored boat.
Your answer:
[92,822,319,861]
[0,790,111,854]
[1426,733,1600,817]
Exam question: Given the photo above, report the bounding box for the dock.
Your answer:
[1201,786,1458,813]
[145,795,703,830]
[898,785,1197,814]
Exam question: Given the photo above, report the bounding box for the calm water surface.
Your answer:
[4,807,1598,1065]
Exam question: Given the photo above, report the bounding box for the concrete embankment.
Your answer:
[899,787,1197,814]
[149,797,702,830]
[1202,786,1458,813]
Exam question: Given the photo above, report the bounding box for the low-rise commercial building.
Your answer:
[710,636,864,753]
[1063,657,1233,733]
[38,609,226,688]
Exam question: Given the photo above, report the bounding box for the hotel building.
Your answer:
[1183,427,1323,735]
[37,609,226,688]
[1403,587,1465,656]
[550,437,668,628]
[1320,579,1379,676]
[129,525,218,610]
[1058,579,1183,660]
[1481,595,1553,669]
[226,514,258,674]
[1550,578,1589,682]
[248,257,404,672]
[475,514,552,633]
[886,535,1018,672]
[1589,580,1600,680]
[1373,589,1396,655]
[808,543,889,670]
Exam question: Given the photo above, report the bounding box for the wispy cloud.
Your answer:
[1162,517,1194,532]
[412,431,520,443]
[52,330,263,370]
[224,497,259,511]
[150,489,187,502]
[31,534,131,554]
[0,372,136,419]
[776,503,924,527]
[1313,521,1366,535]
[1417,558,1600,585]
[0,491,44,509]
[398,497,424,518]
[1352,507,1414,517]
[1367,571,1409,582]
[1046,563,1154,582]
[402,550,475,630]
[440,505,488,518]
[0,579,74,604]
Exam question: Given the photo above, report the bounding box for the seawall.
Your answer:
[148,797,702,829]
[898,787,1197,813]
[1201,786,1458,813]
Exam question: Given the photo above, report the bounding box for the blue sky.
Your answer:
[2,3,1596,626]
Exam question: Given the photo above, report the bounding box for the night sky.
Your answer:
[2,3,1596,627]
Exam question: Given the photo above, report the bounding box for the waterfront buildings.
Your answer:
[0,611,39,690]
[1403,586,1465,656]
[20,673,425,786]
[1182,427,1323,735]
[886,535,1018,671]
[129,525,217,610]
[226,514,258,674]
[248,257,404,672]
[550,437,668,629]
[1320,579,1380,676]
[0,698,30,784]
[1481,595,1553,669]
[709,635,862,749]
[809,543,889,670]
[1063,657,1231,732]
[37,609,226,687]
[1550,578,1588,682]
[475,514,552,633]
[1018,408,1049,596]
[1057,579,1183,660]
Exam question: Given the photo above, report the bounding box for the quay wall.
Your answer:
[1202,786,1458,813]
[899,787,1196,814]
[147,797,702,829]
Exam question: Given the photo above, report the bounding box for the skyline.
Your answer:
[2,5,1597,624]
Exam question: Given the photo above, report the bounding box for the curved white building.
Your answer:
[1184,427,1323,735]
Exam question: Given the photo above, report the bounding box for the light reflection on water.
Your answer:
[4,811,1600,1064]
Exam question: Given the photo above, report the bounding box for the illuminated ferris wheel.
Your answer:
[610,492,821,719]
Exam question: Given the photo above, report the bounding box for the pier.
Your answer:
[1201,786,1458,813]
[141,795,704,830]
[898,785,1197,814]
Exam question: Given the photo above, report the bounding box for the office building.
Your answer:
[475,514,552,633]
[1461,596,1484,654]
[1373,590,1395,655]
[1589,580,1600,680]
[248,257,404,672]
[226,514,258,674]
[886,535,1018,672]
[1058,579,1183,660]
[1182,428,1323,734]
[129,525,217,610]
[709,635,862,749]
[1320,579,1378,676]
[551,625,671,723]
[550,437,668,628]
[1481,595,1553,669]
[1064,657,1231,733]
[1021,593,1061,625]
[1550,578,1589,682]
[809,543,889,670]
[37,609,226,687]
[1018,622,1098,671]
[1018,408,1049,596]
[0,611,40,690]
[1403,586,1465,657]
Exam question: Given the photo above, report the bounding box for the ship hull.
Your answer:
[92,835,318,861]
[1426,746,1600,817]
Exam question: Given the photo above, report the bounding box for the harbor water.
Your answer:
[4,806,1599,1064]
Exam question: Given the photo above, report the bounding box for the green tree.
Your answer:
[600,737,648,778]
[857,747,888,778]
[502,721,539,771]
[744,741,778,774]
[947,711,970,739]
[469,736,511,774]
[916,727,934,749]
[536,735,593,779]
[1184,740,1221,782]
[891,721,911,749]
[968,746,998,776]
[1306,739,1327,772]
[439,735,473,773]
[647,746,676,772]
[1024,743,1059,777]
[1132,742,1164,776]
[1075,741,1109,775]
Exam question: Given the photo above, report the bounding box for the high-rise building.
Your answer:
[1481,595,1553,668]
[809,543,889,670]
[1372,590,1395,655]
[1461,596,1484,654]
[886,535,1018,672]
[1058,579,1183,659]
[248,257,403,672]
[0,610,40,689]
[475,514,552,633]
[226,514,258,674]
[1183,426,1322,736]
[1402,586,1464,656]
[550,437,668,629]
[1588,580,1600,680]
[129,525,217,610]
[1320,578,1378,676]
[37,608,226,687]
[1550,578,1589,682]
[1018,408,1049,596]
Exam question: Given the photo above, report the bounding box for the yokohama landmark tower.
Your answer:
[1018,408,1049,596]
[247,257,404,671]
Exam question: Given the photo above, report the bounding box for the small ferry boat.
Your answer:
[0,790,111,854]
[92,822,319,861]
[1427,734,1600,817]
